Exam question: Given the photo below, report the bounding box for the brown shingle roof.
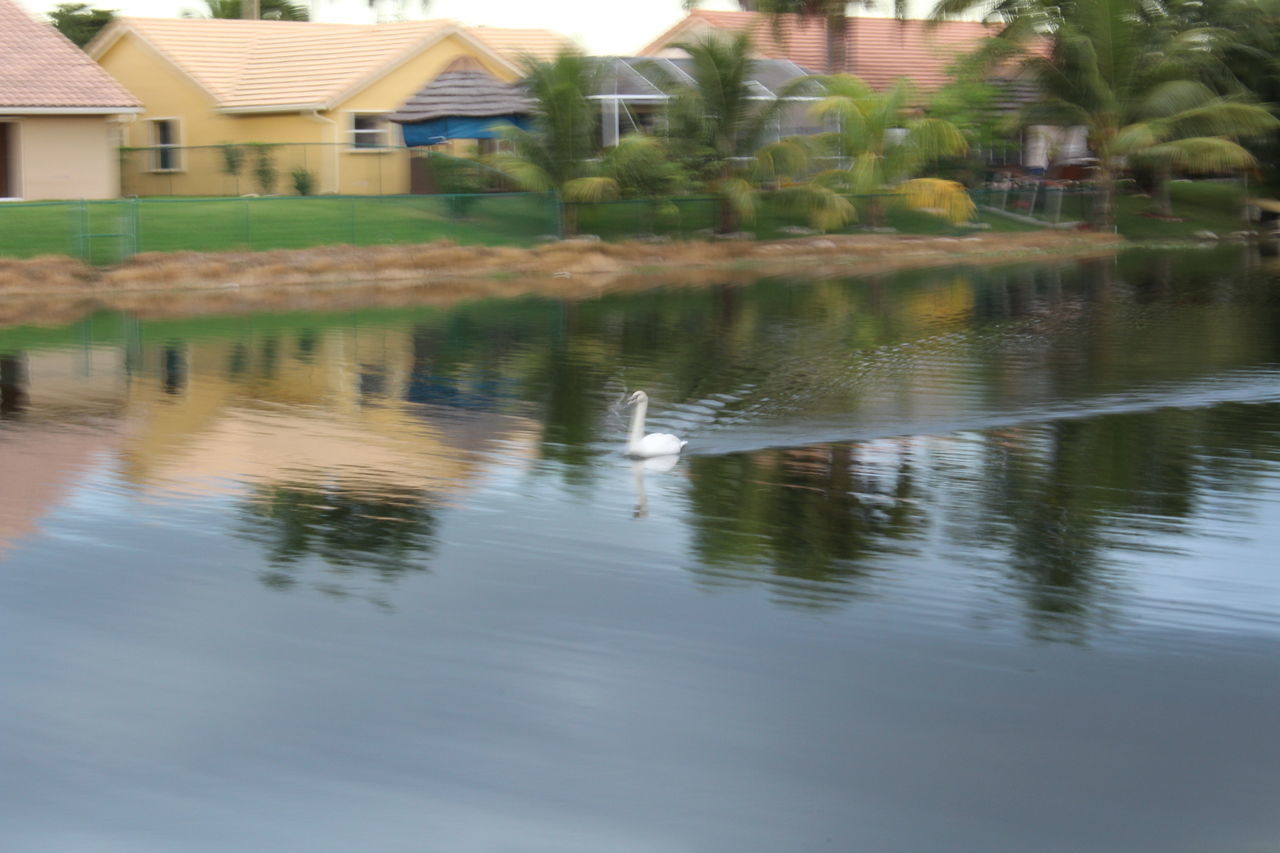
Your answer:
[389,67,533,123]
[88,17,576,112]
[639,10,1000,92]
[0,0,139,111]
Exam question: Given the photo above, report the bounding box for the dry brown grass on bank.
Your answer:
[0,231,1126,328]
[0,256,94,293]
[98,232,1122,294]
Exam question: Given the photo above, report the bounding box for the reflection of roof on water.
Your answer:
[0,424,121,557]
[101,332,542,496]
[123,404,540,499]
[405,372,521,411]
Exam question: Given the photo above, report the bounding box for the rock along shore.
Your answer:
[0,231,1127,328]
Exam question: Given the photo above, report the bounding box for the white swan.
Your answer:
[624,390,687,458]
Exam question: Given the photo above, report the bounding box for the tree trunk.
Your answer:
[1152,164,1173,218]
[716,196,738,234]
[826,12,848,74]
[1091,164,1116,229]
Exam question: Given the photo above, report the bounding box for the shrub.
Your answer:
[291,167,316,196]
[251,144,278,195]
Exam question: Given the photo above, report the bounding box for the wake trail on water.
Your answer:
[675,367,1280,457]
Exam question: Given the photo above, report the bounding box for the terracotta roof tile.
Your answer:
[466,26,579,64]
[98,18,459,110]
[0,0,140,110]
[640,10,1001,92]
[89,18,575,111]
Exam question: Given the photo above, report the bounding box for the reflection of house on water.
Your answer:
[113,324,540,500]
[0,347,126,558]
[0,322,540,595]
[0,353,28,417]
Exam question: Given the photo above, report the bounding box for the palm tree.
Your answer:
[490,52,611,234]
[194,0,309,19]
[665,32,791,231]
[809,75,971,224]
[1019,0,1278,224]
[687,0,909,75]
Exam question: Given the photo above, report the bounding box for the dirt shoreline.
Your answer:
[0,231,1127,328]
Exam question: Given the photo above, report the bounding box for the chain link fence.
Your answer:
[973,185,1099,225]
[0,194,563,266]
[0,186,1094,266]
[121,144,415,198]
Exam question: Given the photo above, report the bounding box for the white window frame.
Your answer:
[147,117,183,173]
[345,111,392,152]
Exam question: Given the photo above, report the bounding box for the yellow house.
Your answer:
[85,18,574,196]
[0,0,140,200]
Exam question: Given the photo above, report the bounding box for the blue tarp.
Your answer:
[399,115,531,147]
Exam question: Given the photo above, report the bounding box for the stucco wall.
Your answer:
[95,28,518,196]
[9,116,121,200]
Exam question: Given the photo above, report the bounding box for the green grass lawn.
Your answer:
[1,182,1258,266]
[1114,181,1252,240]
[0,194,561,265]
[0,192,1040,265]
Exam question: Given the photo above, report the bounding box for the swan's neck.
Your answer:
[627,397,648,450]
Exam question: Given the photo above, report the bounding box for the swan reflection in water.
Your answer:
[620,390,685,519]
[631,454,680,519]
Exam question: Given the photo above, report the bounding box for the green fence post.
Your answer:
[78,199,88,263]
[130,196,140,258]
[243,197,252,250]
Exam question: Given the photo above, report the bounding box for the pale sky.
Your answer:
[17,0,740,55]
[17,0,952,56]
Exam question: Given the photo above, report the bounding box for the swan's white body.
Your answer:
[625,391,686,459]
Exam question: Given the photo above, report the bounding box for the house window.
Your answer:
[149,119,181,171]
[349,113,390,150]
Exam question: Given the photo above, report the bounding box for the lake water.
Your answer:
[2,248,1278,852]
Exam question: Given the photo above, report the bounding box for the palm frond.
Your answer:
[563,176,621,203]
[715,176,759,223]
[897,178,976,224]
[773,184,857,231]
[1142,136,1259,172]
[755,139,811,183]
[905,118,969,159]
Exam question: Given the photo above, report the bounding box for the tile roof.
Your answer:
[0,0,140,111]
[88,18,576,112]
[466,26,578,65]
[639,10,1001,92]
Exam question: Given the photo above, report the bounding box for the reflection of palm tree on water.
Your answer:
[238,482,438,605]
[684,441,923,608]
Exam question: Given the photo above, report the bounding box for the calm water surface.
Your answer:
[2,248,1278,852]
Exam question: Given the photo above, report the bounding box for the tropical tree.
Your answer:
[1017,0,1278,223]
[808,75,972,223]
[1184,0,1280,185]
[664,32,793,230]
[686,0,910,75]
[190,0,308,20]
[490,51,610,234]
[47,3,114,48]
